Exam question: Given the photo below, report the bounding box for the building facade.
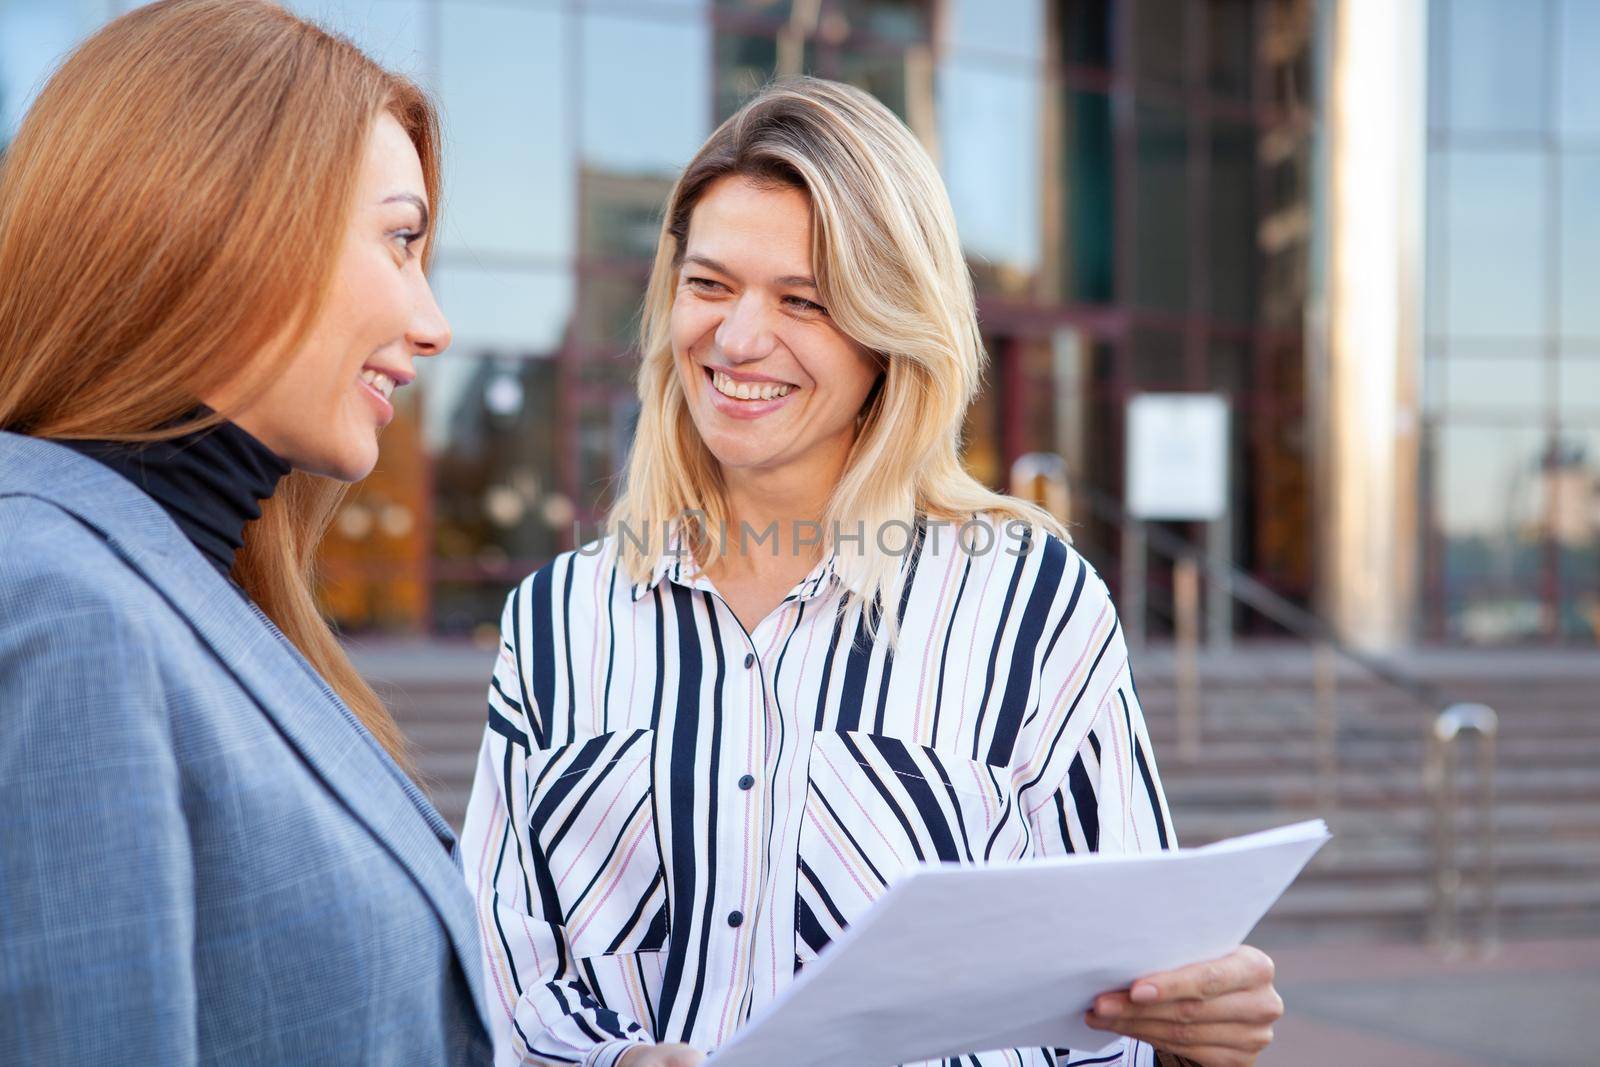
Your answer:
[2,0,1594,646]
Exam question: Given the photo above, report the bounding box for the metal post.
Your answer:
[1427,704,1499,956]
[1174,555,1201,762]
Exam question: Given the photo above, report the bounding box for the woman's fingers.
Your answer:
[1085,1012,1276,1052]
[1091,987,1284,1025]
[1125,945,1276,1004]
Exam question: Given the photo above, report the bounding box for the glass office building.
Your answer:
[3,0,1594,646]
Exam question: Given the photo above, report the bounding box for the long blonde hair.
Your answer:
[611,77,1061,628]
[0,0,440,769]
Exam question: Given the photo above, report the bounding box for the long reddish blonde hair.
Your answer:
[0,0,440,770]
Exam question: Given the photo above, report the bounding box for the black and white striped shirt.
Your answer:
[462,516,1176,1067]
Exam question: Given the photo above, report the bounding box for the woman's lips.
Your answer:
[702,366,798,420]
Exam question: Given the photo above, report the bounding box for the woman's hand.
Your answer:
[1084,945,1282,1067]
[615,1042,706,1067]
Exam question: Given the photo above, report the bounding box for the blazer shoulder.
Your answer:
[0,494,167,627]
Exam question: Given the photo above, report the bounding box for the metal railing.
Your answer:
[1426,704,1499,955]
[1010,457,1499,950]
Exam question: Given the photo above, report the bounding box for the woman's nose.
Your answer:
[714,295,776,363]
[410,282,452,357]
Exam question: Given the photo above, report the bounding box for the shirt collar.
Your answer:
[628,524,843,605]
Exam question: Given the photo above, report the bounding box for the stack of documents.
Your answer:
[707,820,1329,1067]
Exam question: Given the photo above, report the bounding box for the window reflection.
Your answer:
[1134,102,1190,312]
[1438,0,1548,136]
[939,61,1041,296]
[1440,149,1548,338]
[1560,0,1600,139]
[1439,345,1547,416]
[1555,430,1600,639]
[1561,152,1600,338]
[430,265,575,363]
[1434,424,1551,641]
[580,11,710,178]
[438,2,572,261]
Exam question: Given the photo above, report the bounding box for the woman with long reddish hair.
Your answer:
[0,2,490,1062]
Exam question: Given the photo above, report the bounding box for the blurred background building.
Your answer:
[6,5,1600,1059]
[4,0,1595,648]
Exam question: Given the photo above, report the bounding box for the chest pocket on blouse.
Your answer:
[524,728,670,959]
[794,731,1030,963]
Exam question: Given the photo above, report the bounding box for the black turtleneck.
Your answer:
[58,411,290,577]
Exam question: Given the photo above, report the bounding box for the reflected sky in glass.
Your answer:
[580,11,710,176]
[945,0,1042,61]
[1559,0,1600,139]
[1439,0,1548,136]
[1561,152,1600,337]
[937,61,1040,278]
[438,2,573,262]
[1439,148,1548,337]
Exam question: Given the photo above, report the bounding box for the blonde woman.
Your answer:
[463,79,1280,1067]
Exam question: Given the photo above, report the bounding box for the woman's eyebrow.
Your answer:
[383,192,430,233]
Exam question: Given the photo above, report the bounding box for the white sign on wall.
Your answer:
[1125,394,1230,521]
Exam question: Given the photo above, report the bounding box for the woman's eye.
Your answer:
[390,230,421,258]
[785,296,826,315]
[686,276,723,292]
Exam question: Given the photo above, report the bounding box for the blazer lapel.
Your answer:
[0,434,491,1033]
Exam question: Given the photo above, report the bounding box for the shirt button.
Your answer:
[738,774,755,791]
[727,910,745,928]
[743,653,755,669]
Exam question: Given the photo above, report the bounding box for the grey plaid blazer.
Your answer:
[0,432,492,1065]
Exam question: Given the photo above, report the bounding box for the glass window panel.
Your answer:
[425,355,566,633]
[287,0,429,79]
[1561,151,1600,338]
[1440,348,1547,415]
[438,2,573,262]
[580,170,673,260]
[1441,0,1549,136]
[1060,89,1115,304]
[938,61,1041,295]
[576,273,648,350]
[1129,327,1187,388]
[1209,120,1258,323]
[830,0,931,46]
[1134,102,1190,312]
[1441,149,1548,337]
[1434,422,1550,641]
[1058,0,1112,68]
[1553,429,1600,639]
[714,31,780,122]
[1206,0,1255,101]
[581,12,711,178]
[0,0,112,144]
[1559,0,1600,139]
[1425,150,1448,336]
[834,43,928,125]
[1133,0,1188,90]
[946,0,1042,61]
[430,265,574,369]
[1559,353,1600,419]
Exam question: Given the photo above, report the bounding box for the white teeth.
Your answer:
[360,369,396,400]
[711,370,793,401]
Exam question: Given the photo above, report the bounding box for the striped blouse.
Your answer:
[461,516,1177,1067]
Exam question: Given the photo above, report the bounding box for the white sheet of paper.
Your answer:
[706,820,1329,1067]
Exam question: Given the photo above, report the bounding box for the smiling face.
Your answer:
[211,112,450,481]
[671,175,881,489]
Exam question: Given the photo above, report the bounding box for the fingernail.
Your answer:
[1131,983,1159,1003]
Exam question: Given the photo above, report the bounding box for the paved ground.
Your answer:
[1259,937,1598,1065]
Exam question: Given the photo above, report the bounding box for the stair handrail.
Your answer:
[1425,703,1499,956]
